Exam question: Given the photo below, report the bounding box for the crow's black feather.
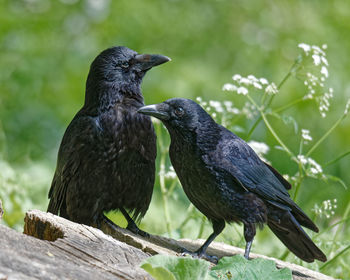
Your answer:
[48,46,169,235]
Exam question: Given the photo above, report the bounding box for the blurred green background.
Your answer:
[0,0,349,278]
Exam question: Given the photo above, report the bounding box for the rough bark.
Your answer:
[0,209,335,280]
[1,211,151,280]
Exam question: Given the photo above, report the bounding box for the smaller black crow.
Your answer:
[138,98,326,262]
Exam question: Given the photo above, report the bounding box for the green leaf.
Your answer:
[141,263,176,280]
[210,255,292,280]
[281,115,299,134]
[324,174,348,189]
[141,255,292,280]
[269,112,299,135]
[141,255,212,280]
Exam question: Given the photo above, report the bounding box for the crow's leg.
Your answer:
[92,212,119,231]
[243,223,256,260]
[120,208,150,238]
[101,214,121,230]
[92,213,104,229]
[182,219,225,263]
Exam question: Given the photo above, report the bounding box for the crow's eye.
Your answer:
[175,107,184,117]
[121,62,129,68]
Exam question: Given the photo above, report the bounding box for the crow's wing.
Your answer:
[263,162,292,190]
[47,114,101,216]
[211,133,290,199]
[202,129,318,231]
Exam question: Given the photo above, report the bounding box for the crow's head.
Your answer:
[85,46,170,109]
[138,98,214,135]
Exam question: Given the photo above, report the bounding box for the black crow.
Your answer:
[47,46,170,236]
[138,98,327,262]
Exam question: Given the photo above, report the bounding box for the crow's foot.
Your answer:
[180,248,218,263]
[126,222,150,238]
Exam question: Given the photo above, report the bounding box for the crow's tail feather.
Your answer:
[47,175,69,219]
[267,209,326,263]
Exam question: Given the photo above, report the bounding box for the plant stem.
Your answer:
[292,179,302,202]
[292,163,304,201]
[178,204,195,237]
[0,119,7,157]
[261,113,294,157]
[245,61,296,139]
[328,202,350,259]
[265,59,298,108]
[273,98,305,114]
[166,180,178,198]
[278,68,294,90]
[279,250,290,261]
[159,157,172,237]
[306,114,346,157]
[196,215,207,239]
[246,60,300,140]
[246,94,294,157]
[155,121,164,150]
[156,123,172,237]
[324,150,350,167]
[246,116,262,140]
[320,244,350,271]
[314,215,350,238]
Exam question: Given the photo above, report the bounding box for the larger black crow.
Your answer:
[48,46,170,236]
[138,98,326,262]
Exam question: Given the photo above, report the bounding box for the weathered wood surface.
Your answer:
[101,212,335,280]
[1,211,152,280]
[0,209,335,280]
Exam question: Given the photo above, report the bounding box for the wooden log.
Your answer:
[1,211,152,279]
[100,212,335,280]
[0,209,335,280]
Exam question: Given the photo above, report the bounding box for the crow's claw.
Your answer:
[126,223,150,238]
[180,248,218,263]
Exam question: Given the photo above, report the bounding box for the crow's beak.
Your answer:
[134,54,171,71]
[138,104,170,120]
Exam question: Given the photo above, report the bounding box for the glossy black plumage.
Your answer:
[47,46,170,235]
[138,98,326,262]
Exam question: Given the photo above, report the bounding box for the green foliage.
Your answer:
[141,255,292,280]
[141,263,177,280]
[0,158,51,230]
[210,255,292,280]
[141,255,211,280]
[1,1,350,278]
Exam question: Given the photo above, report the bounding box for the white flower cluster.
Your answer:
[159,165,177,179]
[223,101,240,114]
[298,43,333,117]
[196,97,240,122]
[301,129,312,144]
[242,101,258,120]
[248,140,270,162]
[318,88,334,118]
[298,43,328,68]
[222,74,277,96]
[344,98,350,116]
[297,155,324,178]
[265,83,278,95]
[208,100,224,112]
[313,199,337,219]
[282,174,302,186]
